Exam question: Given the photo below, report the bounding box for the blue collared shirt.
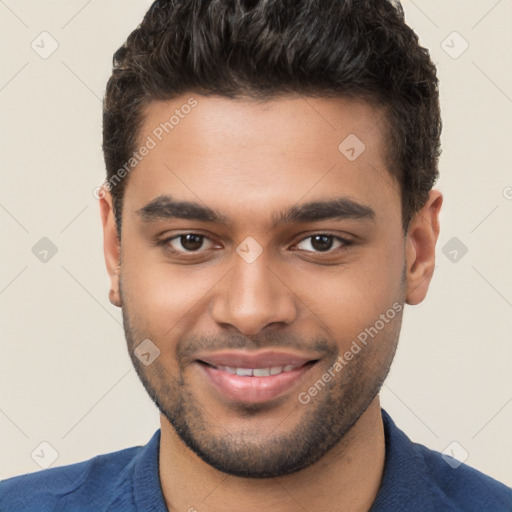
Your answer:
[1,409,511,511]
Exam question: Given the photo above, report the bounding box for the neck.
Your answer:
[159,397,385,512]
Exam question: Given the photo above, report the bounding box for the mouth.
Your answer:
[194,350,320,404]
[201,362,307,377]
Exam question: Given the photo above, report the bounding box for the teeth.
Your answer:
[253,368,271,377]
[235,367,253,376]
[216,364,300,377]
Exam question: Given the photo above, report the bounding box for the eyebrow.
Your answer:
[136,194,375,227]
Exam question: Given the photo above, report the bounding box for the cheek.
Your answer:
[288,239,404,344]
[120,246,227,336]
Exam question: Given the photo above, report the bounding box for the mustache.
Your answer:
[177,331,337,362]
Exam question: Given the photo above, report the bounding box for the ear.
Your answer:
[99,186,122,308]
[405,189,443,305]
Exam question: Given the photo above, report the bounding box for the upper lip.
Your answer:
[196,350,319,369]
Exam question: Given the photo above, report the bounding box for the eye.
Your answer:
[157,232,353,257]
[163,233,216,253]
[294,234,351,253]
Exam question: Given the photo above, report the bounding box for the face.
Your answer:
[101,93,436,478]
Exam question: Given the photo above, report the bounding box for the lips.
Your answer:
[195,350,319,404]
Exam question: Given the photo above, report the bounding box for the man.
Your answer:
[1,0,511,510]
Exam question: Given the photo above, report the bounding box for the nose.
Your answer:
[210,254,298,336]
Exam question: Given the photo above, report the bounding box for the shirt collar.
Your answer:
[369,408,459,512]
[132,429,168,512]
[132,408,458,512]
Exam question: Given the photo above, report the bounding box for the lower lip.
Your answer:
[197,362,315,404]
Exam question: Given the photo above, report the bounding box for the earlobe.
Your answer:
[99,186,122,308]
[405,190,443,306]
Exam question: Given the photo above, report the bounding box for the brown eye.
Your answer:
[310,235,334,252]
[163,233,216,253]
[178,234,204,251]
[295,234,350,253]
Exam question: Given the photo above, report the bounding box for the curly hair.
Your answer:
[102,0,441,237]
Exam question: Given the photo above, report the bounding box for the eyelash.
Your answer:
[156,232,353,257]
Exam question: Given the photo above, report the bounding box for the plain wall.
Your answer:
[1,0,511,485]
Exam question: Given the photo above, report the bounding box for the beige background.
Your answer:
[1,0,511,486]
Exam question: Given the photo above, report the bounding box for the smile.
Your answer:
[194,350,320,404]
[209,364,302,377]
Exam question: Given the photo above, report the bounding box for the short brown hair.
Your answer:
[102,0,441,237]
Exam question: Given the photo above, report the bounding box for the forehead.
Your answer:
[123,93,400,228]
[139,93,388,159]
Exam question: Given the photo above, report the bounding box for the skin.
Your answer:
[100,93,442,512]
